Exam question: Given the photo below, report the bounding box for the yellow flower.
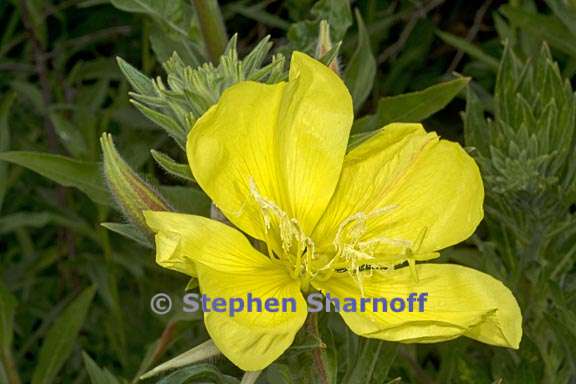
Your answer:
[144,52,522,371]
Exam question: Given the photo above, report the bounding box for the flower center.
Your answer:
[249,180,316,289]
[249,180,418,294]
[318,207,414,294]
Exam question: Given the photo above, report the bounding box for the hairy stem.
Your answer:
[306,313,329,384]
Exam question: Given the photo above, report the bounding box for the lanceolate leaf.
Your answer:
[82,351,121,384]
[100,222,152,248]
[435,30,499,70]
[0,280,17,356]
[344,9,376,110]
[155,364,239,384]
[0,280,17,384]
[151,149,195,182]
[32,286,97,384]
[116,57,156,96]
[0,93,15,213]
[353,77,470,133]
[501,5,576,59]
[0,151,111,205]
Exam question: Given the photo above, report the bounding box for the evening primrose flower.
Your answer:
[144,52,522,371]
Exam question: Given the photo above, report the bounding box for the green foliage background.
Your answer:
[0,0,575,383]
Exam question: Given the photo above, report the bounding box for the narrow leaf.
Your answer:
[82,352,121,384]
[0,280,17,354]
[131,100,186,147]
[353,77,470,133]
[344,9,376,110]
[140,339,220,379]
[436,30,499,70]
[0,93,15,212]
[116,57,156,96]
[0,151,110,205]
[100,222,152,248]
[151,149,195,182]
[49,112,88,158]
[0,280,18,384]
[155,364,238,384]
[32,286,97,384]
[501,5,576,59]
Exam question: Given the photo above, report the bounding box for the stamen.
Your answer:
[248,178,315,281]
[327,205,413,295]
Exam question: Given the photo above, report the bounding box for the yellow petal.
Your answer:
[312,123,484,265]
[143,211,307,370]
[144,210,271,273]
[199,263,307,371]
[187,52,353,245]
[312,263,522,348]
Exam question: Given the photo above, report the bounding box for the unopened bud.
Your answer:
[100,133,172,232]
[316,20,340,74]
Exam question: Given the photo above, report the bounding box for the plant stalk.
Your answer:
[192,0,228,64]
[306,313,329,384]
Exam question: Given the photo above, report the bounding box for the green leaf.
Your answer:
[0,280,17,356]
[32,286,97,384]
[10,81,44,114]
[266,364,294,384]
[49,112,88,158]
[546,0,576,38]
[82,351,121,384]
[344,9,376,110]
[130,100,186,148]
[353,77,470,133]
[0,93,15,213]
[0,280,18,384]
[227,3,290,30]
[436,30,499,70]
[154,364,238,384]
[0,151,111,205]
[140,340,220,380]
[159,186,211,216]
[111,0,204,65]
[100,222,152,248]
[501,5,576,59]
[116,57,156,96]
[0,212,98,241]
[110,0,189,37]
[287,0,352,54]
[151,149,195,182]
[341,339,398,384]
[464,86,490,155]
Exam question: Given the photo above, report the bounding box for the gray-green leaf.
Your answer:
[151,149,195,182]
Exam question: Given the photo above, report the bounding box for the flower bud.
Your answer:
[316,20,340,74]
[100,133,172,232]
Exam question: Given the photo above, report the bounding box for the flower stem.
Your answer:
[192,0,228,64]
[306,313,329,384]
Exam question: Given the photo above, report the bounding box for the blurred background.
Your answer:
[1,0,575,383]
